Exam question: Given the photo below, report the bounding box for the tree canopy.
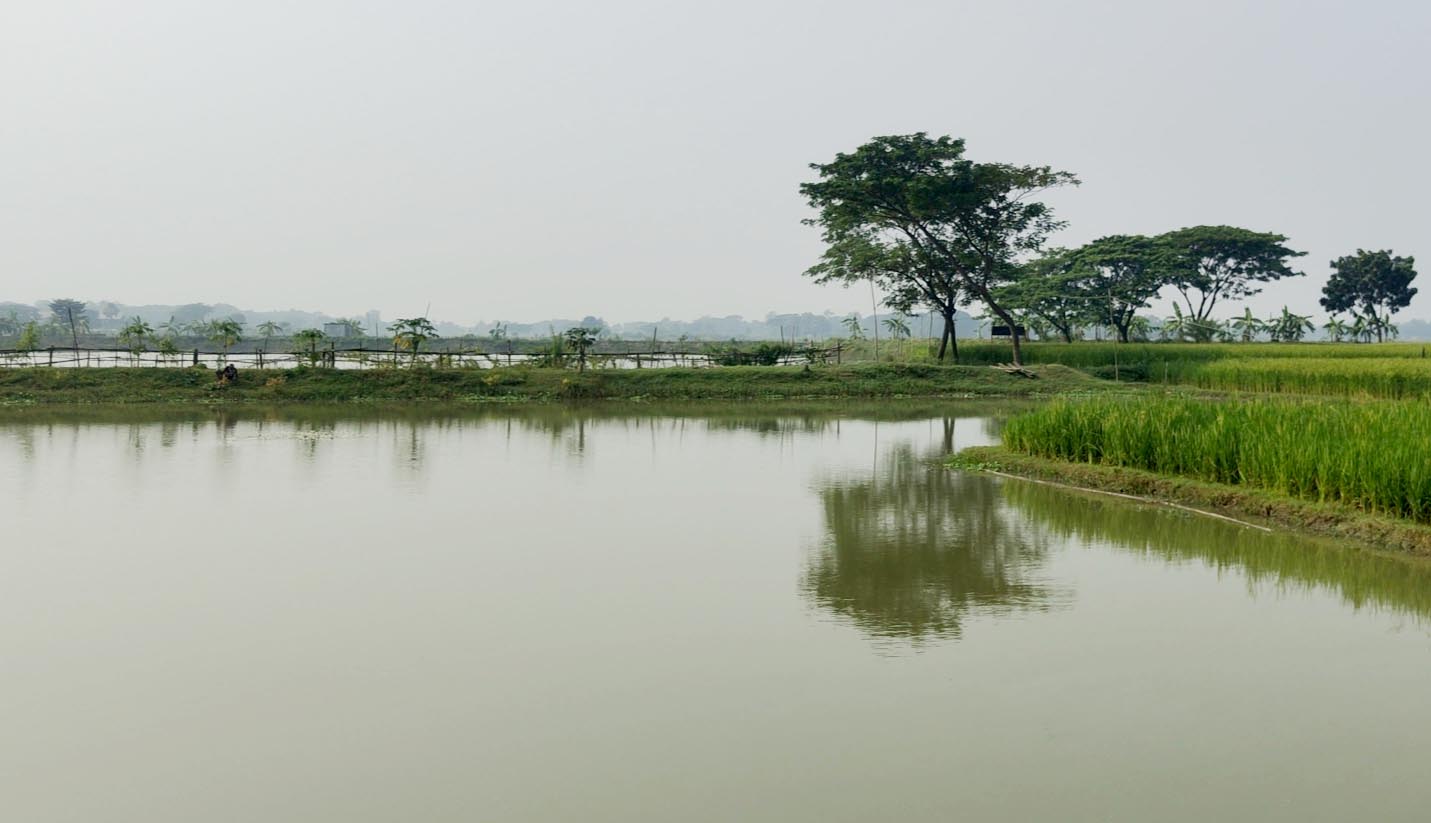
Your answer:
[391,317,438,362]
[1160,226,1304,341]
[801,134,1077,364]
[1066,235,1174,343]
[1320,249,1418,343]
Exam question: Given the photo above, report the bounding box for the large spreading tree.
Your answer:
[1067,235,1175,343]
[1159,225,1304,341]
[801,134,1078,365]
[1320,249,1418,342]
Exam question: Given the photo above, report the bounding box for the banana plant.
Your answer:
[118,317,153,363]
[1229,308,1265,343]
[390,317,438,364]
[206,319,244,363]
[1322,316,1348,343]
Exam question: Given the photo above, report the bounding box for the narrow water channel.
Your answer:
[3,404,1428,822]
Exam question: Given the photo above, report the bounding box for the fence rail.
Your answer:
[0,344,844,370]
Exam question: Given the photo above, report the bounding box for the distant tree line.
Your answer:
[801,133,1418,364]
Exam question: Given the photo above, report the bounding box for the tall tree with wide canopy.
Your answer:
[1320,249,1418,343]
[1067,235,1174,343]
[801,134,1077,365]
[1159,225,1304,341]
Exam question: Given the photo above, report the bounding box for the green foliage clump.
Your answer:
[709,342,796,366]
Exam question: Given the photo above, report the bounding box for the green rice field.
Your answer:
[947,342,1431,398]
[1002,396,1431,523]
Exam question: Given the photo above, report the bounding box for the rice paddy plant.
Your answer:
[1181,357,1431,398]
[1003,397,1431,523]
[951,341,1429,370]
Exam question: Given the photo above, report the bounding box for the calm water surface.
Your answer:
[4,404,1431,822]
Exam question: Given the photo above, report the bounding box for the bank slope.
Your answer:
[0,363,1114,405]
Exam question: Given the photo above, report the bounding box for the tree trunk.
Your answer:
[936,311,958,363]
[987,306,1022,366]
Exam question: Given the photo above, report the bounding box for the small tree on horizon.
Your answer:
[1322,316,1349,343]
[841,314,865,340]
[1229,308,1266,343]
[882,315,911,340]
[1267,307,1313,342]
[390,317,438,364]
[563,326,599,372]
[48,298,89,359]
[292,328,328,365]
[1320,249,1418,343]
[206,319,244,363]
[118,317,154,363]
[17,322,41,353]
[256,321,285,347]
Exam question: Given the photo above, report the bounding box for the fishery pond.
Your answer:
[4,402,1430,822]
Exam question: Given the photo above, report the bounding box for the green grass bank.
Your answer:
[937,341,1431,398]
[0,363,1113,406]
[1001,396,1431,523]
[955,393,1431,551]
[953,446,1431,556]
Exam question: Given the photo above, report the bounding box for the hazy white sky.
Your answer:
[2,0,1427,323]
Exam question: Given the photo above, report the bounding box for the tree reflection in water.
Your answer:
[804,438,1066,643]
[806,435,1431,646]
[1005,481,1431,621]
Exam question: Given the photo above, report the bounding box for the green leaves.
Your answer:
[801,134,1078,365]
[562,326,600,372]
[206,319,244,350]
[1320,249,1418,343]
[1159,226,1305,339]
[390,317,439,362]
[118,317,154,354]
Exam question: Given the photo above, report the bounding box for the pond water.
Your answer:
[4,403,1431,822]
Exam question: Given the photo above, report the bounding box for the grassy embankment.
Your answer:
[953,341,1431,394]
[858,340,1431,398]
[958,396,1431,553]
[0,362,1110,405]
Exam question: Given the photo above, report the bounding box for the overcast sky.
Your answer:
[2,0,1427,324]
